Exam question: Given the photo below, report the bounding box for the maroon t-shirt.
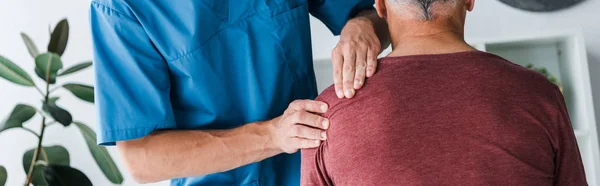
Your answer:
[301,51,587,186]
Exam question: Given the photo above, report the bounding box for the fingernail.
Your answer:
[367,69,373,76]
[322,119,329,129]
[336,90,344,98]
[344,89,355,98]
[315,140,321,145]
[321,132,327,139]
[320,104,328,112]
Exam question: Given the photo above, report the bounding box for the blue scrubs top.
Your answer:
[90,0,373,185]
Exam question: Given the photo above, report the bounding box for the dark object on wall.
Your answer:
[498,0,585,12]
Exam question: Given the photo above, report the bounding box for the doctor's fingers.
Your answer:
[287,100,328,114]
[353,46,368,90]
[332,48,344,98]
[292,125,327,140]
[342,47,357,98]
[291,138,321,149]
[285,110,329,130]
[366,45,379,78]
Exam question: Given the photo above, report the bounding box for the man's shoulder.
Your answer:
[473,52,561,99]
[315,85,339,104]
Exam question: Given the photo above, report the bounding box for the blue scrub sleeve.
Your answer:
[308,0,375,35]
[90,2,176,146]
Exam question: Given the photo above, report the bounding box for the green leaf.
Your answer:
[30,164,48,186]
[0,55,35,86]
[42,100,72,126]
[0,165,6,186]
[21,33,40,57]
[35,53,62,84]
[48,19,69,56]
[43,165,92,186]
[35,68,56,84]
[48,97,59,104]
[0,104,36,132]
[62,84,94,103]
[23,146,70,186]
[8,104,37,121]
[74,122,123,184]
[58,61,92,76]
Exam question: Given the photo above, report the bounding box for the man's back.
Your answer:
[301,51,587,185]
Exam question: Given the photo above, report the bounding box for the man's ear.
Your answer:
[375,0,387,18]
[465,0,475,12]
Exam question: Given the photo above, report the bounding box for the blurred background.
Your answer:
[1,0,599,185]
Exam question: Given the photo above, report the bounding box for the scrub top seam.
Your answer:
[165,1,303,63]
[91,1,138,23]
[101,123,176,134]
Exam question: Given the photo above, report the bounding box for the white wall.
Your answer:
[0,0,168,185]
[1,0,599,186]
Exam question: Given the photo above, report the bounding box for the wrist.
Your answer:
[350,9,378,25]
[252,120,282,154]
[346,16,374,28]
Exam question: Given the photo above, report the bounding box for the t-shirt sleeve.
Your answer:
[552,88,587,185]
[301,144,332,186]
[90,2,176,146]
[302,92,336,186]
[308,0,374,35]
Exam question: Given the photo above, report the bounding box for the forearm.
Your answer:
[116,121,281,183]
[352,9,391,51]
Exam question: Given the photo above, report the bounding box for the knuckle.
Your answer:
[311,129,320,136]
[282,115,294,125]
[344,44,355,51]
[332,46,341,53]
[290,100,300,107]
[334,78,342,84]
[343,64,354,71]
[357,61,367,68]
[372,45,381,52]
[293,126,302,135]
[291,100,300,105]
[289,112,299,121]
[342,41,356,51]
[334,69,342,76]
[293,112,305,121]
[348,41,357,47]
[343,80,353,84]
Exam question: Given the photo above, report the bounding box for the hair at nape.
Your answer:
[387,0,458,20]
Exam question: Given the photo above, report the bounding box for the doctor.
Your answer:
[90,0,389,185]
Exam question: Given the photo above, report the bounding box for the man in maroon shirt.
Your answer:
[301,0,588,185]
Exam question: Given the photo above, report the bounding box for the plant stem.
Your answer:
[21,128,39,138]
[34,86,44,96]
[24,77,51,186]
[45,121,57,127]
[24,117,45,186]
[48,85,61,93]
[40,149,49,162]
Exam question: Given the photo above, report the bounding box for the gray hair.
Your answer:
[387,0,458,20]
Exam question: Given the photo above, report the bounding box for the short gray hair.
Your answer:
[388,0,457,20]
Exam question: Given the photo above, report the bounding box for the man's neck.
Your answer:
[386,23,476,57]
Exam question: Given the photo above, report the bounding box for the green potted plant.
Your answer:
[526,64,562,91]
[0,19,123,186]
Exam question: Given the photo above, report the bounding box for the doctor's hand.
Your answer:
[332,15,383,99]
[266,100,329,154]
